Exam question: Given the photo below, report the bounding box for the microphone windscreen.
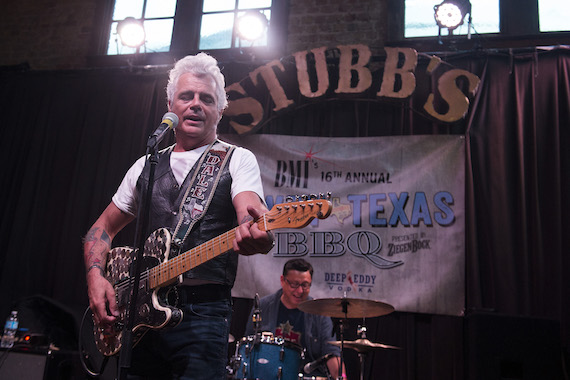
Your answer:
[163,112,179,129]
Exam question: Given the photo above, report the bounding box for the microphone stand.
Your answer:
[356,322,367,380]
[250,293,261,354]
[338,296,348,380]
[253,294,261,332]
[117,140,161,380]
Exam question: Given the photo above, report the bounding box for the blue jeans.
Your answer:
[127,299,232,380]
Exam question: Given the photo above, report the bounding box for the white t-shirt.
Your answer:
[112,144,264,217]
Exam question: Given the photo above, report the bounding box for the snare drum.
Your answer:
[232,334,303,380]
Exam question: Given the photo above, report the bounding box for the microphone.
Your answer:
[147,112,179,148]
[303,353,334,374]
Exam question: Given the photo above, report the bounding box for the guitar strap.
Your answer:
[170,139,235,255]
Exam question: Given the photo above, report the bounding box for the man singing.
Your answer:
[84,53,274,379]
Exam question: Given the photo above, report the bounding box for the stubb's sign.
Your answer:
[224,44,481,134]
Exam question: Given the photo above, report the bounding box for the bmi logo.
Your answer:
[274,160,309,188]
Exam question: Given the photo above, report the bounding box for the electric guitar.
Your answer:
[92,197,332,356]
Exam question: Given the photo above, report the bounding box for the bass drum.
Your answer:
[232,334,303,380]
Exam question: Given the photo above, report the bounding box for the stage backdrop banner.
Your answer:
[222,134,465,316]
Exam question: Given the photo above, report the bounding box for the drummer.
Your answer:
[245,258,343,379]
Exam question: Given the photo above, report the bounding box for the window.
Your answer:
[405,0,499,38]
[104,0,279,56]
[539,0,570,32]
[107,0,176,55]
[199,0,272,50]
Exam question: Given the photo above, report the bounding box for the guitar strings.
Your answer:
[111,202,319,293]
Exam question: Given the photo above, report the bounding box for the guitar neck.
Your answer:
[146,197,332,289]
[148,218,266,289]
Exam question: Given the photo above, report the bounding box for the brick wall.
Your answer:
[0,0,388,70]
[0,0,98,70]
[286,0,387,56]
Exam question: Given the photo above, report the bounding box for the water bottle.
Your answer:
[1,311,18,348]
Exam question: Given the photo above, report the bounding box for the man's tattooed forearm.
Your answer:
[84,227,112,271]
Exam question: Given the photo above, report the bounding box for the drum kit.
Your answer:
[228,296,399,380]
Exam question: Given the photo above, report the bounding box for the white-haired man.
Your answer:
[84,53,273,379]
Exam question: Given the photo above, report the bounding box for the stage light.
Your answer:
[117,17,145,49]
[236,11,268,42]
[434,0,471,34]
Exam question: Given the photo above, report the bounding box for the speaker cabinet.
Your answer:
[465,313,563,380]
[0,349,83,380]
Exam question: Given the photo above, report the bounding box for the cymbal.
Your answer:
[298,298,394,318]
[328,338,400,352]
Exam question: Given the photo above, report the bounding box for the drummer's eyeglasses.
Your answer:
[284,278,311,291]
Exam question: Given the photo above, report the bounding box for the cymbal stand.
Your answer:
[337,297,349,380]
[251,293,261,354]
[356,321,367,380]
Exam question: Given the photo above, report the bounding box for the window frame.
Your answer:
[89,0,289,67]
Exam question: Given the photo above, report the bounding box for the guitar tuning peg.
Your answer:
[285,195,295,203]
[300,194,308,201]
[309,193,318,200]
[326,192,332,199]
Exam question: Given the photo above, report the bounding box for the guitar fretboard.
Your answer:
[146,199,329,289]
[149,228,231,288]
[148,219,265,289]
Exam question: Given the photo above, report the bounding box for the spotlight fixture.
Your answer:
[117,17,145,49]
[236,11,268,42]
[434,0,472,34]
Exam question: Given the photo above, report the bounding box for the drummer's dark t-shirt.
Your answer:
[275,301,305,346]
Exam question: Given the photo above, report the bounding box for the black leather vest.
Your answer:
[136,146,238,285]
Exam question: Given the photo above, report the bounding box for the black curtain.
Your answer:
[0,48,568,380]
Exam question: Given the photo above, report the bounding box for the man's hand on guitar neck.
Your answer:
[232,192,274,256]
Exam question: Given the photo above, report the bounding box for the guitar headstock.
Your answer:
[262,193,332,231]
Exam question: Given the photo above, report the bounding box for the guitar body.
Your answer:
[94,228,183,356]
